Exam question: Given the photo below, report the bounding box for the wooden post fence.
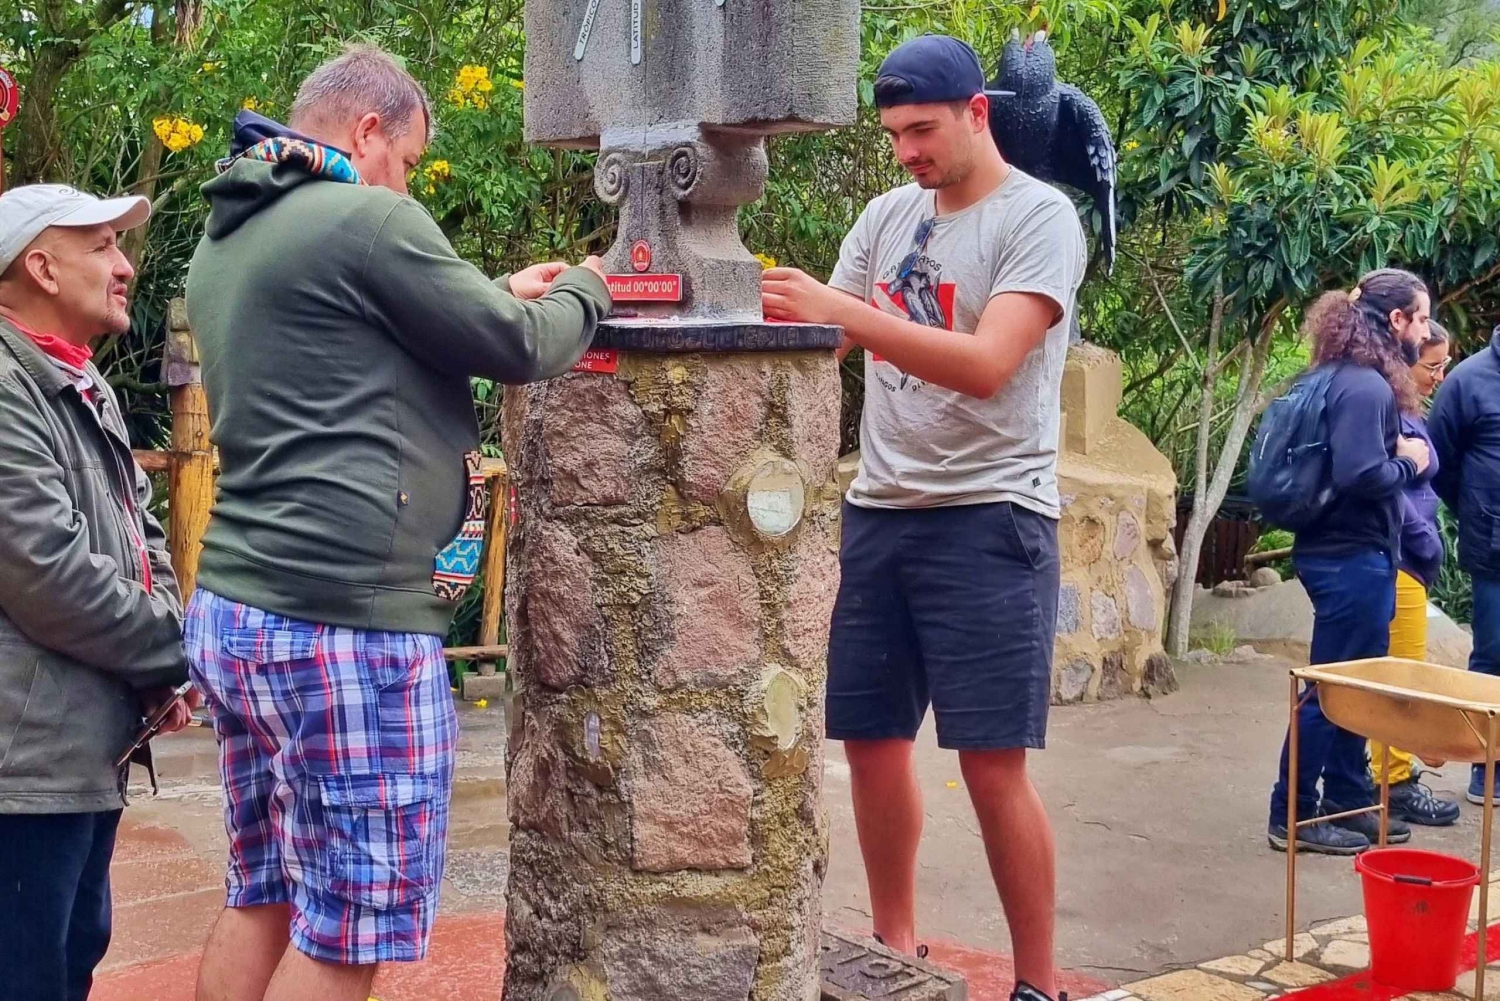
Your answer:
[162,300,213,598]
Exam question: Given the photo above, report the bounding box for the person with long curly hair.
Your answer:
[1268,268,1435,855]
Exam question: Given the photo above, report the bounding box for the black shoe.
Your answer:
[1012,984,1066,1001]
[1322,799,1411,844]
[1388,776,1461,826]
[1268,820,1371,855]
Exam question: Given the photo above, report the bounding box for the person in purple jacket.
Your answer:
[1367,321,1461,827]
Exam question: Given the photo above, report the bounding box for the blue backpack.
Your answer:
[1248,366,1338,532]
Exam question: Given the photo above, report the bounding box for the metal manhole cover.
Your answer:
[820,929,967,1000]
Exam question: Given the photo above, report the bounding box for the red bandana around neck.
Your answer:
[7,318,94,370]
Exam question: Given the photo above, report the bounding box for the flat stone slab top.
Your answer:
[593,319,844,352]
[820,930,968,1000]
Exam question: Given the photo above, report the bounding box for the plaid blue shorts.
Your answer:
[184,589,457,965]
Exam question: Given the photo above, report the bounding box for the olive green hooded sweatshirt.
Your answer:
[186,160,610,635]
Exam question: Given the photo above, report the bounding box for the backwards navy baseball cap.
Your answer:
[874,34,1014,108]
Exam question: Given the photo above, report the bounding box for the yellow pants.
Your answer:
[1370,570,1428,785]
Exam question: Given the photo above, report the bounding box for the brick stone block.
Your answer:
[524,524,607,690]
[628,714,752,872]
[542,375,644,507]
[783,524,839,671]
[678,359,772,503]
[652,527,760,689]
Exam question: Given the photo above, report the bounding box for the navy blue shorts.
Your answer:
[827,501,1060,750]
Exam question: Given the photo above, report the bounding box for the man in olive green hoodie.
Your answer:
[184,44,610,1001]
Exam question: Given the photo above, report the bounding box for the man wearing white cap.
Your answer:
[0,184,194,1001]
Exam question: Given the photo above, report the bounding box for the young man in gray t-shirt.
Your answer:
[763,34,1084,1001]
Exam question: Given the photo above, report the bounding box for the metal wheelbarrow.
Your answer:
[1287,657,1500,1000]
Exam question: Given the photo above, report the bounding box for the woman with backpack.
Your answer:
[1367,321,1462,828]
[1265,268,1434,855]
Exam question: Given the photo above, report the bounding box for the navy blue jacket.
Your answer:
[1397,411,1443,588]
[1430,328,1500,579]
[1293,363,1418,561]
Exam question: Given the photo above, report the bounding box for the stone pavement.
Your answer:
[1077,903,1500,1001]
[91,701,1108,1001]
[89,656,1500,1000]
[92,701,514,1001]
[90,811,1107,1001]
[90,806,1108,1001]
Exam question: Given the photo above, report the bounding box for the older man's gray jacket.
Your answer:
[0,318,188,813]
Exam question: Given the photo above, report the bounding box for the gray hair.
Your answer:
[290,43,433,142]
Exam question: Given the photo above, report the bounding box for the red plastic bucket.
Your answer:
[1357,847,1480,991]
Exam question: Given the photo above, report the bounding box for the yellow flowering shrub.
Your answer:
[414,159,453,196]
[449,64,495,110]
[153,116,205,153]
[754,253,777,270]
[242,97,261,111]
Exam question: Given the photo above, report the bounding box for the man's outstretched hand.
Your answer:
[512,257,609,300]
[762,267,849,326]
[511,261,570,300]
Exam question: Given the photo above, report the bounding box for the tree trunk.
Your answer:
[10,44,78,185]
[1165,297,1287,655]
[1166,278,1224,655]
[12,0,149,187]
[121,0,194,275]
[120,139,162,274]
[174,0,202,43]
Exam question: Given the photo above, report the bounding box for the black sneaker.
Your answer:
[1268,820,1371,855]
[1322,799,1411,844]
[1012,984,1066,1001]
[1388,776,1461,826]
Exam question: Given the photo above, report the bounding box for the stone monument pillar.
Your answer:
[504,4,860,1000]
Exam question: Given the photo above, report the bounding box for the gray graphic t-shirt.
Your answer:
[829,169,1086,518]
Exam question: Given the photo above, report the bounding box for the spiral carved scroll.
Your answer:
[668,145,701,198]
[594,151,629,204]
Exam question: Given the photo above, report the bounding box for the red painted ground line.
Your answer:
[1276,923,1500,1001]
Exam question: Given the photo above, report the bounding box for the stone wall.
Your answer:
[1052,344,1179,702]
[502,351,842,1001]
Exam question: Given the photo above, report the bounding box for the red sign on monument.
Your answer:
[572,348,620,374]
[607,273,684,302]
[630,240,652,273]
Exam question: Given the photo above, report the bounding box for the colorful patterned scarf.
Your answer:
[216,136,364,186]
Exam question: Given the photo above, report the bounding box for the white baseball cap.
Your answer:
[0,184,151,276]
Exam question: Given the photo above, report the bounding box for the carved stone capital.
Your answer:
[592,123,772,322]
